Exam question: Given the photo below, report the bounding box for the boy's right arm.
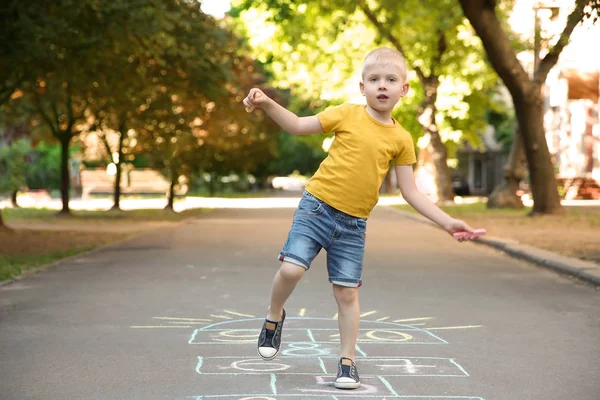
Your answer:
[243,88,323,136]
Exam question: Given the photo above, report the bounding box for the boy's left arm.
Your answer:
[395,165,475,240]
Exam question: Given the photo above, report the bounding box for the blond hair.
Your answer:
[361,47,407,80]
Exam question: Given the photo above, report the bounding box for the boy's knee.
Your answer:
[333,285,359,305]
[279,262,306,282]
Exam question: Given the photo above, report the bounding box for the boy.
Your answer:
[243,47,480,389]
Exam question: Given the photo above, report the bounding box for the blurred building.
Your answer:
[515,0,599,179]
[461,0,599,196]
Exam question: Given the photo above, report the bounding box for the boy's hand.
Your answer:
[243,88,269,112]
[443,218,476,242]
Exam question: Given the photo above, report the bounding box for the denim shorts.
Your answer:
[278,191,367,287]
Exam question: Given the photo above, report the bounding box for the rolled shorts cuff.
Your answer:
[278,253,310,270]
[329,278,363,288]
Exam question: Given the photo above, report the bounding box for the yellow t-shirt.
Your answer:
[305,103,416,218]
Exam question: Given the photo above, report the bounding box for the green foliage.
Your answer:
[0,138,30,194]
[265,95,330,176]
[3,0,283,203]
[486,106,516,152]
[272,132,328,176]
[25,142,62,190]
[231,0,500,152]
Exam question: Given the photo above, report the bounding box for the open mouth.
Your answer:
[377,95,389,100]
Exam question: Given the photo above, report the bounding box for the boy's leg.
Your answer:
[259,190,330,360]
[266,261,306,321]
[325,213,366,389]
[332,284,360,360]
[257,261,307,360]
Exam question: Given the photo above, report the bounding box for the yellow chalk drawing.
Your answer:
[153,317,211,322]
[210,315,233,320]
[364,330,413,342]
[330,330,413,342]
[131,311,483,334]
[223,310,255,318]
[130,325,191,328]
[393,317,435,322]
[427,325,483,330]
[360,310,377,317]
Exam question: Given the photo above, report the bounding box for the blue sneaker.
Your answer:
[257,309,286,360]
[334,357,360,389]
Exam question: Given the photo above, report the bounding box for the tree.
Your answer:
[127,1,272,208]
[233,0,498,201]
[0,134,30,230]
[458,0,599,214]
[0,139,31,207]
[10,0,147,214]
[25,73,95,215]
[135,48,279,205]
[0,1,55,107]
[8,0,233,214]
[86,1,187,210]
[0,0,71,226]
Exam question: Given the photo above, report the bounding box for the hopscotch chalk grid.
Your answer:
[131,310,485,399]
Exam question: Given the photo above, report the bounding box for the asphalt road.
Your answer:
[1,206,599,400]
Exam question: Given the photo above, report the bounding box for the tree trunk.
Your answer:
[417,86,454,203]
[165,176,176,211]
[11,190,19,208]
[59,136,72,215]
[515,91,563,215]
[209,172,217,197]
[427,129,454,203]
[457,0,583,214]
[487,128,526,209]
[111,125,126,211]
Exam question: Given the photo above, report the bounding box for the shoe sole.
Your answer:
[334,381,361,389]
[258,345,281,361]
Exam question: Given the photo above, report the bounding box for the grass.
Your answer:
[185,190,281,198]
[0,229,125,281]
[4,207,208,223]
[0,207,209,281]
[393,202,600,263]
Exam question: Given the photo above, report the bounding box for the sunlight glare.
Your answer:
[201,0,231,18]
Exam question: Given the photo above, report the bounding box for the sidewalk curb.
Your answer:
[385,206,600,287]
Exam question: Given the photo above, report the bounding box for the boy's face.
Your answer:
[360,60,409,113]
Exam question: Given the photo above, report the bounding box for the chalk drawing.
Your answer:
[282,343,331,357]
[231,359,291,373]
[130,310,485,399]
[195,356,469,377]
[188,319,447,346]
[297,376,379,394]
[214,329,257,342]
[186,396,486,399]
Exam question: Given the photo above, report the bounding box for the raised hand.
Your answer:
[243,88,269,112]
